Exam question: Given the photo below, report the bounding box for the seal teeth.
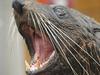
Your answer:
[30,65,38,72]
[30,51,55,70]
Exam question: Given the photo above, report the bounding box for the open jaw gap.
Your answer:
[21,23,56,73]
[30,31,55,72]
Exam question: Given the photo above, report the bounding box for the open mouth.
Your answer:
[20,21,56,73]
[29,31,55,72]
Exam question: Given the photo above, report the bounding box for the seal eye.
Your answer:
[53,6,69,19]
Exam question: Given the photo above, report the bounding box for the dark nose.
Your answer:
[12,0,24,15]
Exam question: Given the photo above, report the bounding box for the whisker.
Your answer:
[33,12,46,42]
[30,11,38,31]
[8,13,14,35]
[42,15,100,67]
[43,19,89,64]
[45,24,78,75]
[39,14,89,74]
[8,16,16,38]
[47,23,89,75]
[36,12,57,53]
[34,12,50,61]
[49,23,88,63]
[37,14,78,75]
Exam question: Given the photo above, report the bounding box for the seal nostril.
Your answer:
[12,0,24,15]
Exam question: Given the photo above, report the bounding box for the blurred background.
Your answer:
[74,0,100,22]
[0,0,100,75]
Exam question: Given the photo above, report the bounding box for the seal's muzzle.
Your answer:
[12,0,24,15]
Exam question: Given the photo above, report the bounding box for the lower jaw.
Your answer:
[29,51,57,74]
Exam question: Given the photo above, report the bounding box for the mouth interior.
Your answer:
[31,31,54,68]
[21,24,54,71]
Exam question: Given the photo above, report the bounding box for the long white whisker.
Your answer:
[8,13,14,35]
[51,25,88,63]
[30,11,37,30]
[34,12,46,42]
[38,14,78,75]
[47,24,89,75]
[36,12,56,50]
[45,24,78,75]
[46,20,88,64]
[43,16,100,66]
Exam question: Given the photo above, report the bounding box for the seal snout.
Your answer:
[12,0,24,15]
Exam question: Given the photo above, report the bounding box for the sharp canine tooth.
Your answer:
[30,65,38,71]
